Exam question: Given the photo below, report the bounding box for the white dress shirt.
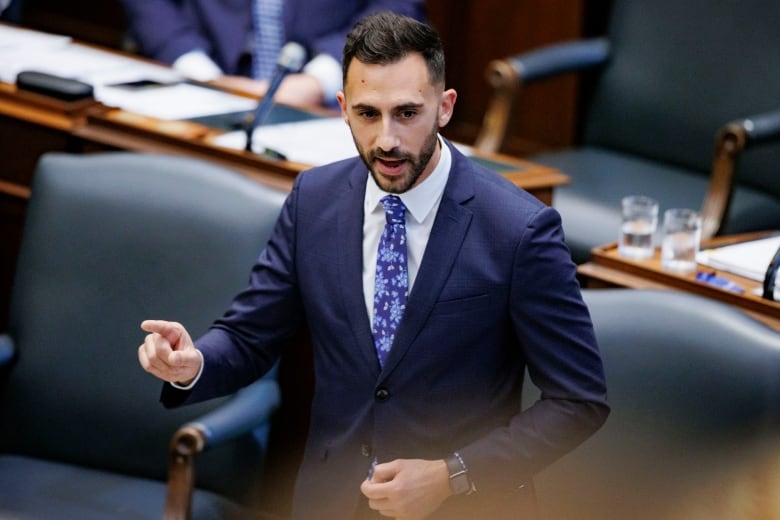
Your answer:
[363,138,452,326]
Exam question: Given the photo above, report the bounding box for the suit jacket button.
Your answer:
[375,388,390,401]
[361,444,372,457]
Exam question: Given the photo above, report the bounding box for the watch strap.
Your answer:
[445,452,471,495]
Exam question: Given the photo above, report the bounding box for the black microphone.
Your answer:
[244,42,307,152]
[762,240,780,301]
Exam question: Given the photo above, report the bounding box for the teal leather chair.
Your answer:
[478,0,780,263]
[0,152,287,519]
[529,289,780,520]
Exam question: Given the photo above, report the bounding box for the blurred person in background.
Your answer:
[120,0,425,109]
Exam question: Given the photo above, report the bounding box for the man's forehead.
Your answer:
[345,54,431,84]
[344,58,439,104]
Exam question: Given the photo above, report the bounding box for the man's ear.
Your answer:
[336,91,350,125]
[438,88,457,127]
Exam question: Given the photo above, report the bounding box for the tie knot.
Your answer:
[381,195,406,226]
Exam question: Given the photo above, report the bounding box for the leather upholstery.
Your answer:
[530,289,780,520]
[0,152,286,518]
[482,0,780,263]
[557,1,780,262]
[536,147,780,260]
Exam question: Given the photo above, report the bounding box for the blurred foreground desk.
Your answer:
[578,234,780,331]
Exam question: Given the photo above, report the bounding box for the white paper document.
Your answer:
[0,26,257,120]
[0,40,179,85]
[213,117,359,166]
[696,235,780,284]
[96,82,257,120]
[0,24,70,50]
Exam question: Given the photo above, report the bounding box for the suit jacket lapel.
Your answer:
[381,144,476,377]
[334,162,382,373]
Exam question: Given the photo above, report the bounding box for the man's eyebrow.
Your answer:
[395,103,424,111]
[350,102,425,111]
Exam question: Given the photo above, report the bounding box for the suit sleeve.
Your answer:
[120,0,213,65]
[161,177,304,407]
[305,0,426,61]
[457,205,610,493]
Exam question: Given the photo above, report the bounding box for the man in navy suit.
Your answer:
[139,12,609,520]
[120,0,424,108]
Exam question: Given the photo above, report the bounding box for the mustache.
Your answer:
[369,149,411,162]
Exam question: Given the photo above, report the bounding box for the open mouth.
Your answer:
[374,155,408,176]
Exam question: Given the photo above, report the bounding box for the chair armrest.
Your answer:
[739,107,780,147]
[702,106,780,239]
[475,38,610,153]
[164,377,281,520]
[0,334,15,367]
[182,377,281,446]
[505,37,611,85]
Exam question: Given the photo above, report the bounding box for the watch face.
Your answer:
[450,473,470,495]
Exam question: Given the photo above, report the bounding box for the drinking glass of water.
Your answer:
[619,195,658,260]
[661,208,701,273]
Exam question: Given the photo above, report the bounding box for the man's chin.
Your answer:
[371,170,412,194]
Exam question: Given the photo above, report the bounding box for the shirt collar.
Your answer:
[365,136,452,223]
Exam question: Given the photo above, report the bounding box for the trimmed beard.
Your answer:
[358,117,440,194]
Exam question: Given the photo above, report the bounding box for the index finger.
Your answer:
[141,319,182,345]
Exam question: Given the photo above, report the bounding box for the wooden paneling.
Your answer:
[19,0,127,48]
[427,0,586,156]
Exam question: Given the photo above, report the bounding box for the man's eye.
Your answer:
[359,110,377,119]
[400,110,416,119]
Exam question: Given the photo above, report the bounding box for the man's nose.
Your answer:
[376,120,400,152]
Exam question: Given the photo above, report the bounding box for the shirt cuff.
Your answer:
[302,53,342,104]
[169,349,204,390]
[172,50,224,82]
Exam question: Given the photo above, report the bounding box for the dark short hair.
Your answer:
[342,11,445,87]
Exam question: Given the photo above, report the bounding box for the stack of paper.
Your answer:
[214,117,357,165]
[696,235,780,287]
[0,24,259,120]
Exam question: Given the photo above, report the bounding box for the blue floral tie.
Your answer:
[372,195,408,368]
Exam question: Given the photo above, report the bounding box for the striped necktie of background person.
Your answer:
[252,0,285,80]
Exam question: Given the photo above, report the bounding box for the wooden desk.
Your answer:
[75,106,569,199]
[1,83,569,197]
[0,22,569,200]
[578,234,780,331]
[0,71,568,330]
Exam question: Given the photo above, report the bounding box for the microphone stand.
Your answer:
[244,70,287,152]
[244,42,307,153]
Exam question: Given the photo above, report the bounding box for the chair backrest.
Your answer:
[583,0,780,198]
[530,289,780,520]
[0,152,287,502]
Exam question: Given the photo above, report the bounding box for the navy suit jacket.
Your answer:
[121,0,425,75]
[162,141,609,519]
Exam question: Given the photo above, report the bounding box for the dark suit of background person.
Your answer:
[119,0,425,101]
[0,0,21,21]
[157,134,609,519]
